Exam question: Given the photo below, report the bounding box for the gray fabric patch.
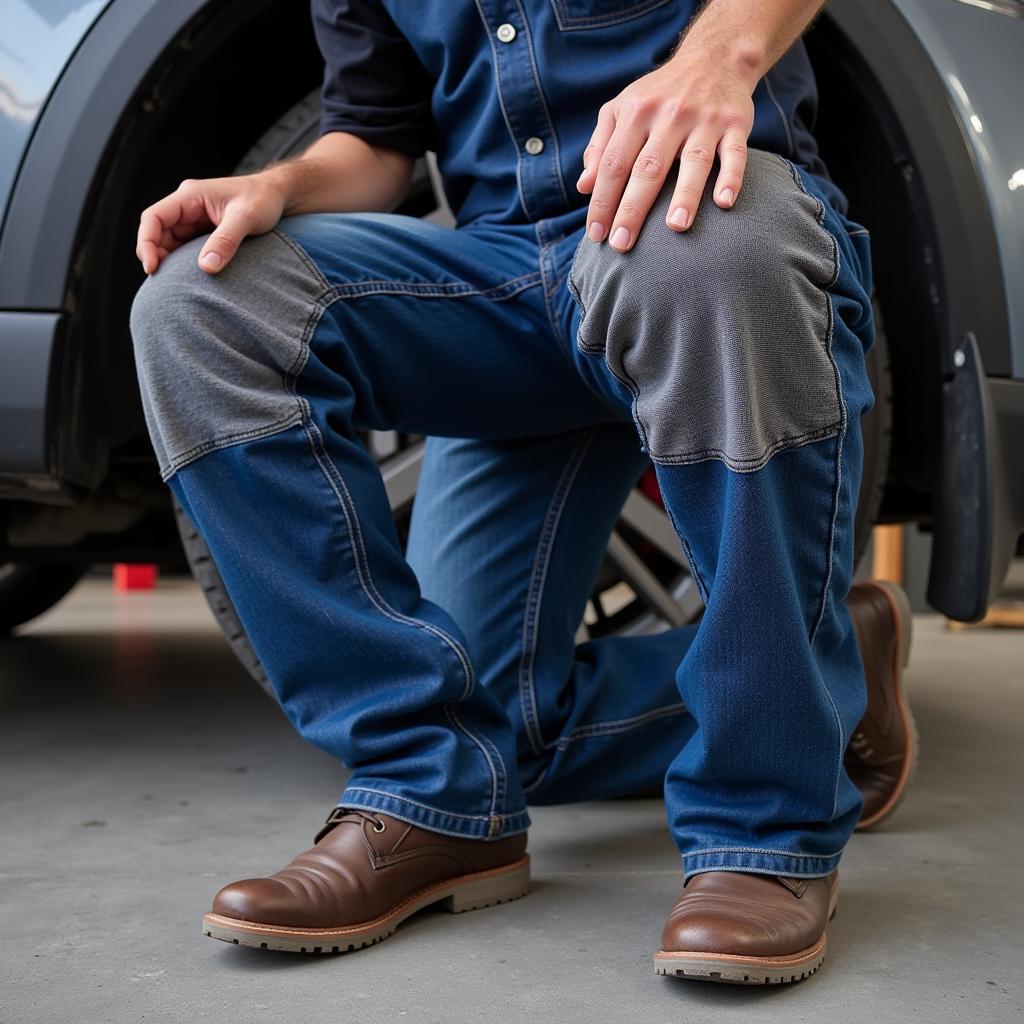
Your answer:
[568,148,842,472]
[129,229,327,481]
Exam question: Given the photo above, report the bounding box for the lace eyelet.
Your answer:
[371,818,387,833]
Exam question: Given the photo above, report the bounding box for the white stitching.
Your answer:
[555,702,687,749]
[685,846,843,859]
[299,409,506,821]
[473,0,533,220]
[517,428,598,753]
[343,787,526,822]
[512,0,570,209]
[783,156,849,823]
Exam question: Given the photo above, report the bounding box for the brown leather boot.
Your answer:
[846,580,918,830]
[202,808,530,953]
[655,871,839,984]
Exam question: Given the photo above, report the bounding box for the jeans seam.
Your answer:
[643,422,844,473]
[786,157,849,823]
[517,427,599,754]
[764,72,795,158]
[265,253,509,822]
[554,702,687,750]
[275,222,543,304]
[160,411,305,481]
[685,846,843,859]
[298,407,506,823]
[324,272,543,303]
[343,787,525,823]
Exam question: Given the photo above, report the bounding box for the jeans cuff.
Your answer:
[682,846,844,882]
[340,785,531,840]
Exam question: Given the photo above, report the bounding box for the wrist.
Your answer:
[258,160,305,216]
[671,30,766,92]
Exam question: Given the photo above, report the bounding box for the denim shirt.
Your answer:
[312,0,845,226]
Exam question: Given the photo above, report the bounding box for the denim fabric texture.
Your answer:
[129,1,876,881]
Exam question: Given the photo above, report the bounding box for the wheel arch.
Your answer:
[0,0,324,487]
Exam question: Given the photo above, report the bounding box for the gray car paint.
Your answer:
[894,0,1024,377]
[0,1,112,235]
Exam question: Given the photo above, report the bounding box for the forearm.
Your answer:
[261,130,415,216]
[671,0,826,89]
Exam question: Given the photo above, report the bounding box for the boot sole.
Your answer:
[202,855,530,954]
[654,883,839,985]
[854,579,920,831]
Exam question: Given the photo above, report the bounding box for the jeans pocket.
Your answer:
[549,0,672,30]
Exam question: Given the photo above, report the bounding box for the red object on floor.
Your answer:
[112,563,159,590]
[639,467,664,508]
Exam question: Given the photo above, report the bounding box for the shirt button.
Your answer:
[524,136,545,156]
[496,23,517,43]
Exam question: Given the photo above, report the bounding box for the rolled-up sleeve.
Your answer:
[311,0,435,157]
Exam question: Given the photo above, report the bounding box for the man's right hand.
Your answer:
[135,172,287,276]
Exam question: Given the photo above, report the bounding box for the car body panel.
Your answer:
[893,0,1024,378]
[0,1,113,236]
[0,0,212,309]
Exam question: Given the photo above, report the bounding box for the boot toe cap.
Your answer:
[661,911,779,957]
[211,877,297,924]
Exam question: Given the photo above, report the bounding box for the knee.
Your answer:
[128,228,321,479]
[129,234,212,344]
[567,149,844,472]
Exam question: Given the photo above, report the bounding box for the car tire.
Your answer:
[0,563,88,633]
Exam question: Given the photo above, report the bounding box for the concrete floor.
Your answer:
[1,577,1022,1024]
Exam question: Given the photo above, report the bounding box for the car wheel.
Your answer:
[174,90,893,694]
[0,562,88,633]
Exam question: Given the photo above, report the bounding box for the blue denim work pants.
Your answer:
[129,150,875,880]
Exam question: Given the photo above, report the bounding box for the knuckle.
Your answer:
[616,203,643,220]
[633,153,665,181]
[627,95,658,119]
[599,152,629,177]
[675,184,703,201]
[588,196,615,215]
[683,147,714,166]
[720,106,749,129]
[662,98,692,124]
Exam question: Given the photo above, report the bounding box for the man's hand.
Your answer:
[134,133,415,276]
[576,0,825,252]
[576,55,755,251]
[135,173,287,276]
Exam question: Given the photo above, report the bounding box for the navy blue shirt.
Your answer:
[311,0,844,226]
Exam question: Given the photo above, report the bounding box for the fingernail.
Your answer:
[609,225,630,250]
[719,188,735,207]
[669,207,689,229]
[576,171,588,191]
[588,222,606,242]
[201,252,222,270]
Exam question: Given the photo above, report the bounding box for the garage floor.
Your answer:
[1,576,1022,1023]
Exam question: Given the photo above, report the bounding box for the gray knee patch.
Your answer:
[129,229,327,481]
[568,149,843,472]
